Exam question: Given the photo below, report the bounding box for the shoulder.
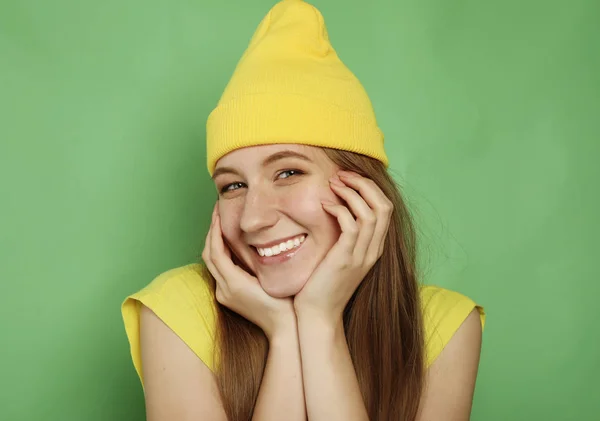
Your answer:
[419,285,485,368]
[129,263,212,302]
[121,263,218,385]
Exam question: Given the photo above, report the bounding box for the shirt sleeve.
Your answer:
[421,285,486,368]
[121,263,217,387]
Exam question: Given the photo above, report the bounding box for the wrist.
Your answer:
[294,307,344,335]
[293,297,344,324]
[296,311,347,355]
[268,328,300,350]
[265,312,298,342]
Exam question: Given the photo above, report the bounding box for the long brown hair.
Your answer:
[201,148,425,421]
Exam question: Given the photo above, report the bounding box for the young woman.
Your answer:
[122,1,485,420]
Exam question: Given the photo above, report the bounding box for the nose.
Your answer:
[239,185,279,234]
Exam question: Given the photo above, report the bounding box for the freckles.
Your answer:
[218,205,243,240]
[282,186,331,216]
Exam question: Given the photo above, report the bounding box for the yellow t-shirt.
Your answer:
[121,263,485,385]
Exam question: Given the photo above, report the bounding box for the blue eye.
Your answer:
[220,182,245,193]
[278,169,303,179]
[219,170,303,194]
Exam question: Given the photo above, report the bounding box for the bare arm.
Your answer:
[296,313,369,421]
[416,309,483,421]
[295,308,483,421]
[140,304,306,421]
[140,304,227,421]
[252,318,306,421]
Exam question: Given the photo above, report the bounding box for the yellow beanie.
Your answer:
[206,0,388,175]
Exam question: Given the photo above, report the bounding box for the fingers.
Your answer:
[328,176,376,260]
[334,171,393,264]
[201,205,216,267]
[204,204,245,305]
[321,199,359,257]
[210,208,245,285]
[202,206,228,302]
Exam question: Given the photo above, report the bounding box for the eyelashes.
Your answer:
[220,181,245,194]
[219,169,305,194]
[277,169,303,179]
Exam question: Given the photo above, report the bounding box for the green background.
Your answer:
[1,0,598,419]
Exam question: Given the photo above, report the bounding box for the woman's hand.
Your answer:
[202,203,296,340]
[293,170,394,324]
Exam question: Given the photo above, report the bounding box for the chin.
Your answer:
[259,275,308,298]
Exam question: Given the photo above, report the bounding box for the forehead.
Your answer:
[215,144,330,169]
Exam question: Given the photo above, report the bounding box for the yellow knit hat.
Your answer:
[206,0,388,175]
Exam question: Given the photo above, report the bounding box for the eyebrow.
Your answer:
[212,150,313,180]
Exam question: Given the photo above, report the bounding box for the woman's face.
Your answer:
[212,144,342,298]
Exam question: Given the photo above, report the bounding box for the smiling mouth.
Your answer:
[252,234,307,258]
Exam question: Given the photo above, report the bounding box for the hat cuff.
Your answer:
[206,93,388,174]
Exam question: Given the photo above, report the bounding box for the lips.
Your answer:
[251,233,307,250]
[251,234,308,265]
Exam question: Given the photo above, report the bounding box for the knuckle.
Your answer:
[347,225,359,236]
[215,289,225,304]
[212,254,226,267]
[351,256,363,268]
[363,213,376,225]
[359,177,372,186]
[383,199,394,213]
[339,259,353,270]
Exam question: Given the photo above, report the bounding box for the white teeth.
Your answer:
[256,235,306,257]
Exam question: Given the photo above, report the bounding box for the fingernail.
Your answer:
[321,200,335,206]
[329,176,345,186]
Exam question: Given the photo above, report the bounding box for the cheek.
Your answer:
[282,184,339,231]
[281,185,323,215]
[218,204,242,242]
